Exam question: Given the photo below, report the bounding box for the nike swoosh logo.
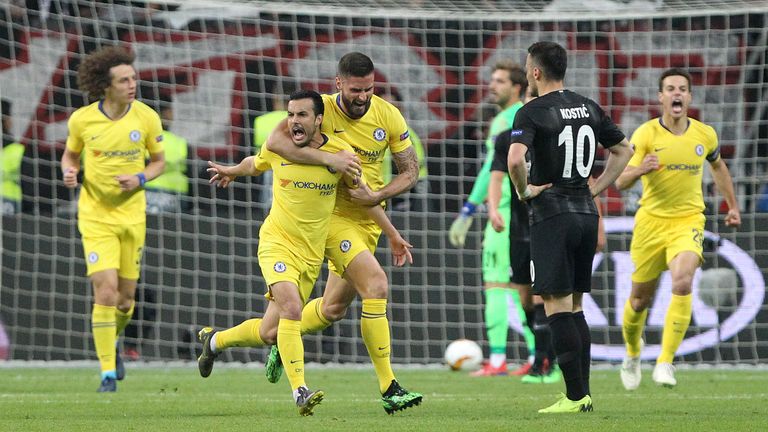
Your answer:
[654,147,666,152]
[290,359,303,364]
[280,162,294,166]
[377,346,389,351]
[333,129,345,133]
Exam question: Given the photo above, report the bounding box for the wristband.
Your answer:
[460,202,477,217]
[136,173,147,187]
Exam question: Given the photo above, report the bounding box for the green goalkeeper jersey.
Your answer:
[467,102,523,209]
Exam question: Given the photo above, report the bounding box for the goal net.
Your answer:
[1,0,766,366]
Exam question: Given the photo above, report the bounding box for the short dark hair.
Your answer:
[528,41,567,82]
[337,52,374,78]
[289,89,324,117]
[77,45,135,101]
[494,60,528,97]
[658,68,692,92]
[1,98,10,117]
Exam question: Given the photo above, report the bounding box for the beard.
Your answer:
[341,96,370,119]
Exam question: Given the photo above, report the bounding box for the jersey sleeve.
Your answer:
[491,131,511,173]
[65,110,84,153]
[597,108,626,149]
[467,146,494,205]
[387,104,413,154]
[145,110,164,155]
[627,125,649,168]
[510,107,535,148]
[253,146,273,172]
[704,124,721,163]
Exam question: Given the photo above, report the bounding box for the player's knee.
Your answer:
[629,295,652,311]
[115,292,136,311]
[116,298,134,313]
[363,269,388,299]
[281,302,303,321]
[671,274,694,295]
[321,301,348,322]
[260,327,277,345]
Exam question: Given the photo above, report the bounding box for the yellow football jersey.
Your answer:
[66,100,163,224]
[254,133,354,264]
[321,93,413,221]
[629,117,720,218]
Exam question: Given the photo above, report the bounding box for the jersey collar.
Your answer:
[98,99,132,121]
[658,117,690,136]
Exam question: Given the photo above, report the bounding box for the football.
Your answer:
[444,339,483,371]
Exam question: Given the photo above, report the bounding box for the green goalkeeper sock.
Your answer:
[484,288,509,358]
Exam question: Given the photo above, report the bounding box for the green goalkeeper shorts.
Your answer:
[482,208,511,284]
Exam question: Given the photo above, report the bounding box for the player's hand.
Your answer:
[328,150,362,178]
[596,224,607,252]
[725,208,741,228]
[489,208,505,233]
[640,154,660,174]
[115,174,140,192]
[62,167,79,188]
[448,214,473,247]
[207,161,236,188]
[517,183,552,201]
[347,181,381,206]
[389,233,413,267]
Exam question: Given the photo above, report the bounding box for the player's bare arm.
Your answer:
[590,177,606,252]
[265,117,362,177]
[615,148,657,190]
[507,142,551,201]
[708,157,741,228]
[591,138,633,197]
[365,204,413,267]
[487,171,506,232]
[61,148,81,188]
[207,156,263,188]
[116,151,165,192]
[350,146,418,206]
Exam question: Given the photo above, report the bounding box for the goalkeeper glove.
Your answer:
[448,202,477,247]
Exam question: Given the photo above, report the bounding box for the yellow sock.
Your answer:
[300,298,332,335]
[278,319,305,390]
[115,301,135,335]
[658,293,692,364]
[215,318,265,350]
[361,299,395,394]
[92,304,117,374]
[622,300,648,357]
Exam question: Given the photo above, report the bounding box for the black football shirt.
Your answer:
[510,89,625,224]
[491,130,530,242]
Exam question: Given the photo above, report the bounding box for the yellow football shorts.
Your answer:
[326,213,382,276]
[77,219,146,279]
[259,240,321,305]
[630,207,705,283]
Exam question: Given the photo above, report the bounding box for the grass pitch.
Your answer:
[1,365,766,431]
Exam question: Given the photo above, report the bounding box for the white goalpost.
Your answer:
[0,0,766,366]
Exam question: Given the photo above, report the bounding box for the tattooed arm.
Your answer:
[348,146,419,206]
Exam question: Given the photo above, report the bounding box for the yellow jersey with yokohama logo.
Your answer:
[254,133,354,265]
[320,93,412,222]
[629,117,720,218]
[66,100,164,225]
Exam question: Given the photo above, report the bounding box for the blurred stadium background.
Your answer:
[0,0,766,367]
